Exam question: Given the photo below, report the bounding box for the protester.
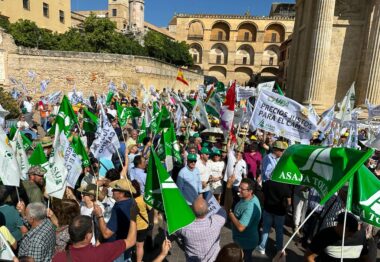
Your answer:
[215,243,244,262]
[177,195,227,261]
[208,148,225,203]
[17,202,56,262]
[176,153,202,205]
[261,140,287,182]
[225,176,262,262]
[93,179,136,262]
[195,147,212,196]
[22,166,45,204]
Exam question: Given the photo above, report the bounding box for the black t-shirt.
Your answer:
[262,180,291,216]
[309,227,368,261]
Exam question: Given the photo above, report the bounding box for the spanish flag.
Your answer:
[176,68,189,86]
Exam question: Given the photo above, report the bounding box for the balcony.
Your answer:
[210,35,229,41]
[236,36,255,42]
[187,34,203,40]
[234,59,254,66]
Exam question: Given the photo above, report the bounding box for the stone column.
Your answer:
[363,1,380,104]
[303,0,336,108]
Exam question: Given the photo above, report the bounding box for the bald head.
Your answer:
[192,196,209,218]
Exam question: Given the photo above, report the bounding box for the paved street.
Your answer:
[146,217,380,262]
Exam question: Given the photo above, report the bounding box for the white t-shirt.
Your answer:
[195,159,211,192]
[17,121,29,129]
[224,151,247,187]
[23,101,33,113]
[80,201,105,245]
[207,160,225,189]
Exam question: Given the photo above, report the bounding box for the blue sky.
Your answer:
[71,0,295,27]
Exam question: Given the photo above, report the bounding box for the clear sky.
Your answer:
[71,0,295,27]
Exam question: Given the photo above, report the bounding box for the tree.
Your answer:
[0,86,20,119]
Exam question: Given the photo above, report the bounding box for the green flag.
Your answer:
[71,136,90,167]
[8,126,32,151]
[137,118,147,144]
[28,143,48,166]
[83,108,98,133]
[144,148,195,234]
[151,106,170,135]
[350,165,380,227]
[157,123,182,172]
[216,82,225,93]
[271,145,373,204]
[116,102,141,127]
[106,91,114,106]
[55,95,78,136]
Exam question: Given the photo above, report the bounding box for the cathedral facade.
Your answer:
[287,0,380,111]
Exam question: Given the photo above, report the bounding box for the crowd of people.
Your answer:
[1,85,379,262]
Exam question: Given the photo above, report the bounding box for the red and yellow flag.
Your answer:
[176,68,189,86]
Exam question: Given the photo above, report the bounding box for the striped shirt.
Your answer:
[177,208,227,262]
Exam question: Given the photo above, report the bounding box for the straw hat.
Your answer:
[109,179,136,194]
[78,184,105,198]
[273,141,288,150]
[41,136,53,148]
[207,135,218,143]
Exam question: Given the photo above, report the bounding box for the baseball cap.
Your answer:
[187,153,197,161]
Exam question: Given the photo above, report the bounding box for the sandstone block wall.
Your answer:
[0,30,203,98]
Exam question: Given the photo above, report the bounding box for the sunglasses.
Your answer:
[188,160,196,163]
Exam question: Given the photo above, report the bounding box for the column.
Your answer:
[363,1,380,104]
[303,0,336,107]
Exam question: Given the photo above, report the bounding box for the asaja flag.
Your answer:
[0,127,21,186]
[45,128,68,199]
[106,91,114,106]
[116,102,141,127]
[157,123,182,172]
[176,68,189,86]
[90,103,120,160]
[8,126,32,151]
[271,144,373,204]
[350,166,380,227]
[137,118,147,144]
[71,136,90,167]
[60,132,82,189]
[144,148,195,234]
[0,230,15,260]
[220,81,236,137]
[336,82,355,122]
[83,108,98,133]
[28,143,48,166]
[55,95,78,136]
[152,106,171,134]
[206,93,221,118]
[192,97,211,129]
[11,130,30,180]
[317,104,335,133]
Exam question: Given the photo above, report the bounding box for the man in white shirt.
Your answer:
[195,147,212,195]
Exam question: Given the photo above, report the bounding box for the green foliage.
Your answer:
[144,31,193,66]
[0,87,20,119]
[5,15,191,66]
[0,16,10,32]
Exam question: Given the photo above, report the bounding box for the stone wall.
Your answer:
[0,30,203,98]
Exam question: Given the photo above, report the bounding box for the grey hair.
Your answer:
[27,202,47,221]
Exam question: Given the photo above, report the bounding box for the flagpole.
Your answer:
[281,204,320,253]
[15,187,20,203]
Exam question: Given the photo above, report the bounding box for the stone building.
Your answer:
[0,0,71,33]
[168,13,294,85]
[287,0,380,112]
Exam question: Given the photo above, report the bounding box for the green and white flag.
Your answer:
[83,108,98,133]
[8,126,33,151]
[10,130,30,180]
[206,93,221,118]
[157,123,182,172]
[45,127,68,199]
[336,82,355,122]
[0,127,21,186]
[60,132,82,189]
[350,165,380,227]
[116,102,141,127]
[271,145,373,204]
[192,97,211,129]
[71,136,90,167]
[0,229,15,260]
[106,91,114,106]
[137,118,146,144]
[28,143,48,166]
[144,148,195,234]
[54,95,78,136]
[151,106,171,135]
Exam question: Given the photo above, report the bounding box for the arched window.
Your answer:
[188,20,204,40]
[210,21,230,41]
[264,24,285,43]
[237,23,257,42]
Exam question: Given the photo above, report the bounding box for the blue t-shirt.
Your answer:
[232,196,262,249]
[107,199,133,258]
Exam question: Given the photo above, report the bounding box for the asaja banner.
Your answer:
[236,86,256,101]
[249,90,318,143]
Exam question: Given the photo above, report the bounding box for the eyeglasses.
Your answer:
[238,187,250,191]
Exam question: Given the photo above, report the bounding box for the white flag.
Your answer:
[0,128,21,186]
[60,132,82,188]
[0,231,15,260]
[257,81,275,95]
[46,91,62,105]
[336,82,355,122]
[10,131,30,180]
[192,97,211,129]
[90,104,120,160]
[317,104,335,133]
[45,128,68,199]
